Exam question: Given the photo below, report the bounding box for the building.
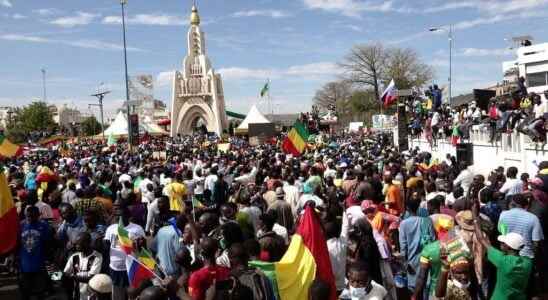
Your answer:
[170,4,228,136]
[504,42,548,100]
[51,104,84,129]
[0,106,14,129]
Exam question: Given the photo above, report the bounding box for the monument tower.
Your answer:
[170,3,227,136]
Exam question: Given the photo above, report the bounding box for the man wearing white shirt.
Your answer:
[453,163,474,194]
[499,166,523,198]
[204,165,218,194]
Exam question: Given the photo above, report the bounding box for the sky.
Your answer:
[1,0,548,119]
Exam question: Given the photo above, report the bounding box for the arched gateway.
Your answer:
[171,5,227,136]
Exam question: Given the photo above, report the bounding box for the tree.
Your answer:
[340,43,388,101]
[5,102,56,143]
[384,48,434,90]
[81,116,102,136]
[313,80,353,111]
[340,43,434,100]
[19,102,56,133]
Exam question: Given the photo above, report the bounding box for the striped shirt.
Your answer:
[499,208,544,258]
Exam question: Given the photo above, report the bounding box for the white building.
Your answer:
[170,5,228,136]
[0,106,14,129]
[504,42,548,100]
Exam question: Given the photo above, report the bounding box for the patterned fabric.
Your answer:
[74,198,105,218]
[445,280,472,300]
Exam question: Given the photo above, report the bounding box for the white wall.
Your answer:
[410,133,548,176]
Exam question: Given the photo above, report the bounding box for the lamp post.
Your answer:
[429,25,453,106]
[120,0,132,148]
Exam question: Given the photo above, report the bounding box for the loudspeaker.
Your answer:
[129,114,139,146]
[456,143,473,166]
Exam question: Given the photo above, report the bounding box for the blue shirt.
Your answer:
[151,225,182,276]
[19,220,51,273]
[499,208,544,258]
[399,216,435,289]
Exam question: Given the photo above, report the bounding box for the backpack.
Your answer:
[232,269,273,300]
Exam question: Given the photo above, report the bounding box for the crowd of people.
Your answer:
[407,80,548,148]
[1,128,547,300]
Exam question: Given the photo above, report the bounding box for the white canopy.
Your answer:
[236,105,271,131]
[101,111,167,137]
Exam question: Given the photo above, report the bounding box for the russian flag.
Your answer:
[381,79,398,108]
[126,255,155,288]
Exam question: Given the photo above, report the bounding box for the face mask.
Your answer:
[349,286,367,299]
[451,279,470,289]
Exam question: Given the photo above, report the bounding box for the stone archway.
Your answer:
[174,99,217,135]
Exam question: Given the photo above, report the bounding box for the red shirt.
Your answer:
[188,265,231,300]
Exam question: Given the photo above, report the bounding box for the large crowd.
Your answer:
[1,128,547,300]
[407,80,548,147]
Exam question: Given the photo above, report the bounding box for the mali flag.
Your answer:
[282,121,309,156]
[118,218,134,255]
[0,134,22,158]
[251,206,336,300]
[0,171,18,255]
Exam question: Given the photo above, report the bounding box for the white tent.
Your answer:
[101,111,167,137]
[235,105,271,134]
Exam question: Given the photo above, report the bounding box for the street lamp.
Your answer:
[120,0,132,148]
[429,25,453,106]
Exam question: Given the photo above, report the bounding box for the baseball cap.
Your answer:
[88,274,112,294]
[497,232,525,250]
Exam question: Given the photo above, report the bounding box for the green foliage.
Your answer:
[19,102,56,133]
[81,116,102,136]
[5,102,56,143]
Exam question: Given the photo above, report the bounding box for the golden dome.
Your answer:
[190,5,200,25]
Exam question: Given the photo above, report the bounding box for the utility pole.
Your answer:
[91,89,110,140]
[120,0,132,149]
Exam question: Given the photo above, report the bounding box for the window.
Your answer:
[527,72,548,87]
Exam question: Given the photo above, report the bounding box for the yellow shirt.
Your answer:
[166,182,187,212]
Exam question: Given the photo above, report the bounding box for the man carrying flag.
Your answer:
[104,199,145,300]
[250,205,337,300]
[381,79,398,108]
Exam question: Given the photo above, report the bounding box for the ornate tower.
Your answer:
[170,4,227,136]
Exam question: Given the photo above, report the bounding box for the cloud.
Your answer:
[156,71,175,87]
[1,0,12,8]
[12,13,26,19]
[458,47,514,57]
[218,62,339,81]
[102,14,186,26]
[232,10,291,18]
[302,0,395,17]
[302,0,548,17]
[0,33,145,52]
[33,8,60,16]
[50,12,99,27]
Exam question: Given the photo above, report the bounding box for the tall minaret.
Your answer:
[170,2,227,137]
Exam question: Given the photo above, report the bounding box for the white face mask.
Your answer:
[451,279,470,289]
[349,286,367,299]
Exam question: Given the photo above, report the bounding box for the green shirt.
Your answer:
[419,240,441,295]
[487,246,532,300]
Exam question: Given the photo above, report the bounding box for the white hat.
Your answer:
[497,232,525,250]
[89,274,112,294]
